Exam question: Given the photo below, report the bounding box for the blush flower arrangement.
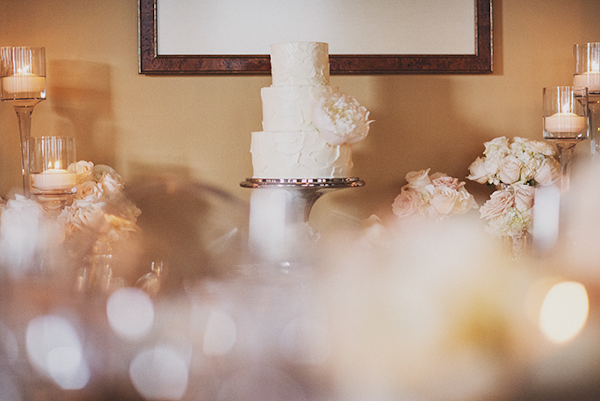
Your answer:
[313,92,373,146]
[59,161,141,243]
[467,136,560,238]
[392,169,478,219]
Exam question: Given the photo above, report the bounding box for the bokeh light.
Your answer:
[540,281,589,343]
[26,314,90,390]
[106,287,155,341]
[129,345,189,400]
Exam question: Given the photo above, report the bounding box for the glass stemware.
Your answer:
[574,43,600,157]
[543,86,589,192]
[0,47,47,198]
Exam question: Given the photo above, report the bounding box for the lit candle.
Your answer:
[32,168,76,191]
[544,112,586,133]
[573,71,600,93]
[1,67,46,95]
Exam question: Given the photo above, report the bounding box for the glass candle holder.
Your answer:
[0,47,46,104]
[29,136,77,199]
[543,86,589,191]
[574,43,600,95]
[0,47,47,198]
[574,42,600,156]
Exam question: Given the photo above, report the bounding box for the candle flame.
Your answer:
[16,65,31,74]
[54,161,61,169]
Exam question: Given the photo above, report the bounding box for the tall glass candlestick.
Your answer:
[0,47,47,198]
[543,86,589,192]
[574,42,600,157]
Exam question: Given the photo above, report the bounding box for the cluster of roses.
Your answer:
[59,161,141,242]
[467,136,560,237]
[392,169,477,219]
[391,137,560,240]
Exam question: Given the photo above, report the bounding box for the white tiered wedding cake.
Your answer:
[250,42,372,179]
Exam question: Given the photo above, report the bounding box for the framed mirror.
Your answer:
[139,0,492,75]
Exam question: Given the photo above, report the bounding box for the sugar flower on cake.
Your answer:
[313,92,373,146]
[392,169,477,219]
[60,161,140,242]
[467,136,559,187]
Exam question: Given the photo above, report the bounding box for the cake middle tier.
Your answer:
[251,129,353,179]
[261,85,337,131]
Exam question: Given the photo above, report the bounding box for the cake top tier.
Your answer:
[270,42,330,86]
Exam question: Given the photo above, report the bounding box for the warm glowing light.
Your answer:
[539,281,589,343]
[106,287,155,341]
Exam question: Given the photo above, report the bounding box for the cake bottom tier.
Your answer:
[251,130,353,178]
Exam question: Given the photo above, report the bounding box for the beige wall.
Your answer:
[1,0,600,229]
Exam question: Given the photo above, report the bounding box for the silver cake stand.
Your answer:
[240,177,365,222]
[241,177,365,264]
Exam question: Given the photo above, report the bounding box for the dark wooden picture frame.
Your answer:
[138,0,492,75]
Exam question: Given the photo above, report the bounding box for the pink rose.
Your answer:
[467,157,490,184]
[75,181,103,201]
[405,169,431,189]
[430,186,459,215]
[479,189,515,220]
[392,189,418,218]
[534,158,560,186]
[498,155,523,184]
[513,184,535,210]
[431,174,462,190]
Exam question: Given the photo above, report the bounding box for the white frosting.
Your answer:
[261,85,337,131]
[270,42,330,86]
[251,41,354,178]
[251,130,353,179]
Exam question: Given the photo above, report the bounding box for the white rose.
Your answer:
[454,187,479,214]
[405,169,431,189]
[534,158,560,186]
[467,157,491,184]
[99,172,124,194]
[75,180,103,201]
[430,186,459,216]
[313,92,373,146]
[68,160,94,184]
[498,155,523,184]
[484,137,510,156]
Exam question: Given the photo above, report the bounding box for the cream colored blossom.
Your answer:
[393,170,477,219]
[392,189,419,218]
[68,160,94,184]
[406,169,432,189]
[313,92,373,146]
[75,180,103,201]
